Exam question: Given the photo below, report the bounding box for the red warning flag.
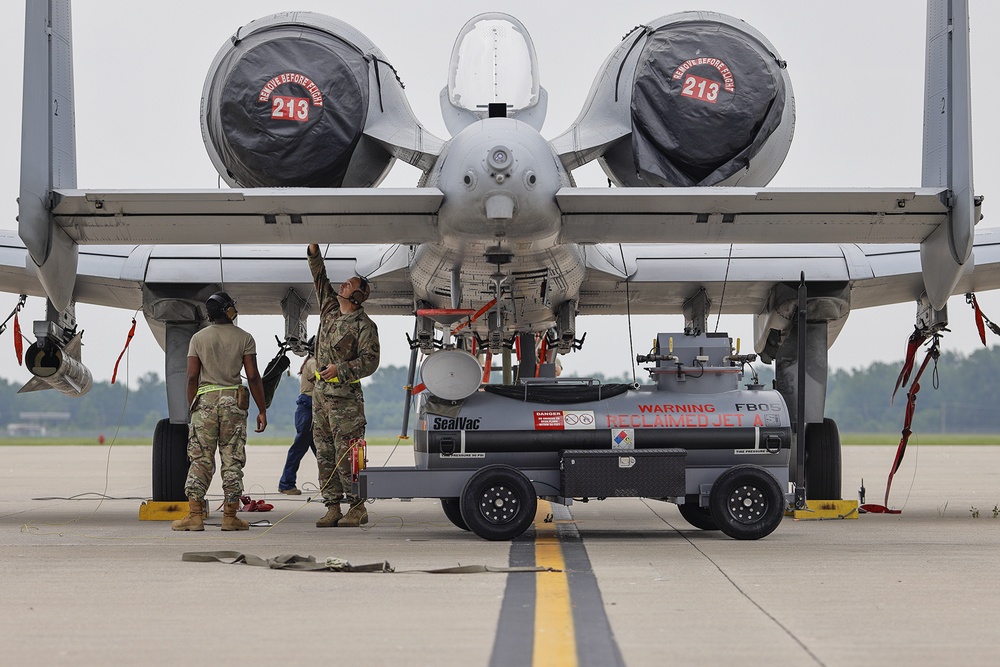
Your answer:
[13,310,22,365]
[111,318,137,384]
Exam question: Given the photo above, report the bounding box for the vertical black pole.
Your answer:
[399,320,420,439]
[795,273,807,508]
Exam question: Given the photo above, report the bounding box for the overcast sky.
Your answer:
[1,1,999,389]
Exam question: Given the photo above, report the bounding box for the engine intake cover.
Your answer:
[629,21,787,186]
[203,24,376,187]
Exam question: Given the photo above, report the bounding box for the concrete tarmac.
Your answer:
[1,442,999,666]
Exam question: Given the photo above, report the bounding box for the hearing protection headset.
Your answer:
[347,276,370,306]
[206,291,238,321]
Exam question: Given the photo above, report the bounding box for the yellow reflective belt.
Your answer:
[196,383,240,396]
[314,371,361,384]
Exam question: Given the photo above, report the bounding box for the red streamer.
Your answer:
[111,318,137,384]
[13,311,22,365]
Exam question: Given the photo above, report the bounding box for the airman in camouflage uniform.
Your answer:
[307,244,380,527]
[171,291,268,532]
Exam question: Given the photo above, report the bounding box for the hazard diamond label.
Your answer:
[611,429,634,449]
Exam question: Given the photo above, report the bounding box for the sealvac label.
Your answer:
[431,416,481,430]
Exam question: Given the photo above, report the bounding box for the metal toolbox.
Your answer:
[560,448,686,498]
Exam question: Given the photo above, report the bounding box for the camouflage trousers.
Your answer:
[184,390,248,503]
[313,389,365,507]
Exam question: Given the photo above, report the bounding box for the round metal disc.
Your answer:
[420,350,483,400]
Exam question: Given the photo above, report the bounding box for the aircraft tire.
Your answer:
[805,418,843,500]
[440,497,470,531]
[459,465,537,541]
[677,498,720,531]
[152,418,189,501]
[709,464,785,540]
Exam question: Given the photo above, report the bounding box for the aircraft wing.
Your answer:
[50,185,949,247]
[48,188,443,245]
[0,231,415,316]
[558,187,952,244]
[577,227,1000,317]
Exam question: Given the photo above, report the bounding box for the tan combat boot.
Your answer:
[315,504,343,527]
[339,499,368,527]
[171,499,205,531]
[221,501,249,531]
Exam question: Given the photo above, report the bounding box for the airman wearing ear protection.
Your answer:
[171,291,268,532]
[307,244,381,527]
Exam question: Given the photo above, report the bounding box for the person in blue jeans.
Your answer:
[278,355,317,494]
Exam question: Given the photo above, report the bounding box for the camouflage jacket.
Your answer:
[309,250,380,398]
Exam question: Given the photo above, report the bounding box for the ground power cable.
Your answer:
[640,498,827,667]
[23,428,348,539]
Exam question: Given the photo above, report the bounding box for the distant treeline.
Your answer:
[2,345,999,436]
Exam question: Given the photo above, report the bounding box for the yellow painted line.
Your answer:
[532,500,577,667]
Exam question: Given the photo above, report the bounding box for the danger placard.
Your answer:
[534,411,564,430]
[533,410,596,430]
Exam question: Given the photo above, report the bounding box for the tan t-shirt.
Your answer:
[299,356,317,395]
[188,323,256,386]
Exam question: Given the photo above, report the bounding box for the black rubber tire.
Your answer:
[441,497,470,531]
[677,498,720,531]
[709,465,785,540]
[805,418,843,500]
[152,418,190,501]
[459,465,537,541]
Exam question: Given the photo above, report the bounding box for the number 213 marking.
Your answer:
[271,95,310,121]
[681,75,720,103]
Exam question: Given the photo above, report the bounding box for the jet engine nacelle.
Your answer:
[19,334,93,398]
[201,12,433,188]
[554,12,794,188]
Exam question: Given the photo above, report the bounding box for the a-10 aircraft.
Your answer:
[1,0,998,503]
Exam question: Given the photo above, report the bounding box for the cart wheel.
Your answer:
[459,465,538,541]
[709,465,785,540]
[440,497,470,531]
[677,498,719,531]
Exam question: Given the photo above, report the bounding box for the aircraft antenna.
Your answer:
[618,244,636,384]
[714,244,734,332]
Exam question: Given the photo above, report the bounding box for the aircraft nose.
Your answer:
[434,118,564,244]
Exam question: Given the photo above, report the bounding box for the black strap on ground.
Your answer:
[182,551,391,571]
[181,551,552,574]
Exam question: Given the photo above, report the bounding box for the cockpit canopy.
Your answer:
[442,13,547,134]
[448,13,539,112]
